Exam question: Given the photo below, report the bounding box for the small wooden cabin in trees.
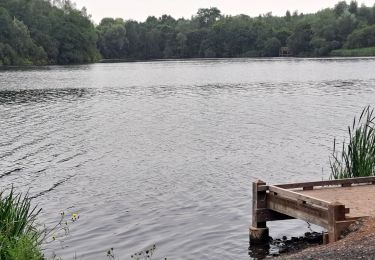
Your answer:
[279,47,292,57]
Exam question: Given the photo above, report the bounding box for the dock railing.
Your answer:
[250,177,375,244]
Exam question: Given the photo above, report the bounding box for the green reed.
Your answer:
[0,187,43,259]
[330,106,375,179]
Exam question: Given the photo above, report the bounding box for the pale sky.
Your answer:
[73,0,375,24]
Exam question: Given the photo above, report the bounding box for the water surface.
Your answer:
[1,58,375,259]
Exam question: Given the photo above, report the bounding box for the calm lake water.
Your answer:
[1,58,375,259]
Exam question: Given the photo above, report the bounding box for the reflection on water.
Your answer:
[1,58,375,259]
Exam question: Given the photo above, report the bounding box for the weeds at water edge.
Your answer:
[330,106,375,179]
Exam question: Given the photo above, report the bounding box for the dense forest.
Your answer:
[1,0,375,65]
[0,0,99,65]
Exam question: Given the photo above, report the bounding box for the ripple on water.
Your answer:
[0,58,375,259]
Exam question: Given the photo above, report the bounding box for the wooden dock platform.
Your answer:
[250,177,375,245]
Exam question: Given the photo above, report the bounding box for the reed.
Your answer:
[0,187,43,259]
[330,106,375,179]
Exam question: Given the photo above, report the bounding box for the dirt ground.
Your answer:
[279,217,375,260]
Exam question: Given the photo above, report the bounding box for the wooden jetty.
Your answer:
[250,177,375,245]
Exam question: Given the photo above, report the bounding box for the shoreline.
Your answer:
[279,217,375,259]
[1,55,375,69]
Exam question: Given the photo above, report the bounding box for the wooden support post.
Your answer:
[328,202,346,243]
[250,180,269,245]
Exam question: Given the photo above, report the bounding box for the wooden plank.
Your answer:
[267,193,329,228]
[255,208,295,222]
[252,180,267,228]
[269,186,331,208]
[275,177,375,189]
[335,219,357,231]
[257,185,268,192]
[328,202,346,243]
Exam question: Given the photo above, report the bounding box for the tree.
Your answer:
[0,0,99,65]
[195,7,221,27]
[285,10,291,22]
[334,1,348,16]
[97,18,128,59]
[176,32,187,57]
[263,37,281,56]
[349,1,358,14]
[287,23,313,55]
[346,25,375,48]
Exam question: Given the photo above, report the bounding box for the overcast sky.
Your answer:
[73,0,375,24]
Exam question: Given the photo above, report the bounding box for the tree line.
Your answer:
[1,0,375,65]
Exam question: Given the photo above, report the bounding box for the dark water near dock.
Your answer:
[1,58,375,259]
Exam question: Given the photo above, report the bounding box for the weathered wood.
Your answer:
[257,185,268,192]
[275,176,375,190]
[335,219,356,231]
[269,186,331,208]
[250,178,375,246]
[250,180,269,244]
[328,202,346,243]
[267,193,329,228]
[252,180,267,228]
[255,208,294,222]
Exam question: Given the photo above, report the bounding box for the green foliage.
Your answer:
[97,18,128,59]
[346,24,375,49]
[0,0,100,65]
[0,187,43,259]
[97,1,375,60]
[330,106,375,179]
[1,234,43,260]
[330,46,375,56]
[1,0,375,64]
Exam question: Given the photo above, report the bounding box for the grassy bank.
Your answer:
[0,188,43,259]
[330,47,375,57]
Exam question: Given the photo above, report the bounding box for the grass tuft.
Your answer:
[0,187,43,259]
[330,106,375,179]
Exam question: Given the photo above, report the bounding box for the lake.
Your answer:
[1,58,375,259]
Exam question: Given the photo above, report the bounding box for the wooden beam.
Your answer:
[269,186,331,208]
[267,193,329,228]
[252,180,267,228]
[250,180,269,244]
[328,202,346,243]
[275,176,375,190]
[255,208,295,222]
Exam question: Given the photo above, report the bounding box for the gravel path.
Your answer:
[279,217,375,260]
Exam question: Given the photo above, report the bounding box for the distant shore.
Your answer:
[98,52,375,63]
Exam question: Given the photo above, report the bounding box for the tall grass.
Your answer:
[0,187,43,259]
[330,106,375,179]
